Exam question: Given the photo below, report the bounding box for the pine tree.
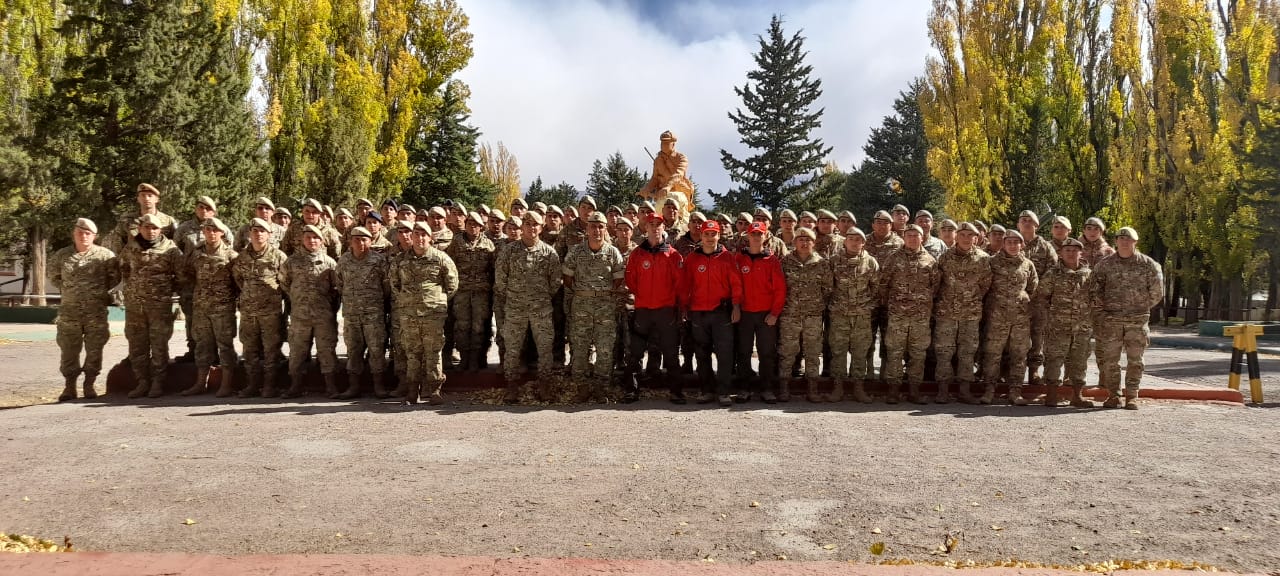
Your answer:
[525,177,579,208]
[585,152,648,210]
[716,15,831,211]
[404,81,494,208]
[844,78,944,220]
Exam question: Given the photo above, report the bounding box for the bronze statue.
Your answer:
[638,130,694,211]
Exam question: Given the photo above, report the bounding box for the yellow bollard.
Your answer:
[1224,324,1264,404]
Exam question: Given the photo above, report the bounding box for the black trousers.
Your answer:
[629,307,681,394]
[689,309,734,396]
[736,310,777,394]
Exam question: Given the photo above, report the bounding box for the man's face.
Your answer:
[689,218,706,235]
[357,205,372,220]
[274,213,291,227]
[522,219,542,241]
[195,204,215,221]
[903,230,923,250]
[73,227,95,250]
[892,211,909,226]
[748,231,766,250]
[1002,237,1023,256]
[1116,236,1137,254]
[614,225,632,243]
[799,216,816,230]
[1018,215,1037,234]
[844,234,865,255]
[606,212,618,227]
[587,221,607,244]
[700,228,719,250]
[660,140,675,154]
[448,209,465,226]
[1084,223,1102,241]
[624,209,638,222]
[956,230,976,250]
[779,217,796,230]
[940,227,956,245]
[872,219,890,235]
[487,217,503,234]
[817,218,835,234]
[838,216,855,232]
[1061,245,1081,267]
[302,206,321,225]
[412,229,431,251]
[381,206,396,222]
[336,215,353,230]
[249,226,271,248]
[794,235,814,256]
[915,215,933,234]
[137,191,158,211]
[349,235,371,257]
[428,213,446,230]
[201,226,223,247]
[990,231,1004,247]
[396,227,413,247]
[578,204,595,222]
[465,219,484,238]
[504,222,521,240]
[545,213,562,230]
[647,220,665,238]
[255,204,274,220]
[364,218,382,235]
[1051,222,1069,240]
[398,210,415,223]
[302,232,323,253]
[139,223,161,241]
[736,219,750,233]
[662,203,678,221]
[510,205,527,218]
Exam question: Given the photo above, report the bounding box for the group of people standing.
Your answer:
[50,182,1163,410]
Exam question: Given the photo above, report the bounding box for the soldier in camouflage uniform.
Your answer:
[106,183,177,254]
[495,212,563,403]
[51,218,119,401]
[281,199,342,259]
[1049,216,1072,253]
[446,212,497,371]
[281,225,340,398]
[1079,217,1114,266]
[361,212,393,253]
[174,196,228,362]
[778,227,832,402]
[387,219,417,396]
[865,211,903,380]
[178,218,240,397]
[391,222,459,405]
[1087,227,1164,410]
[120,214,184,398]
[235,197,286,252]
[1035,237,1094,408]
[1017,210,1058,388]
[981,230,1039,405]
[813,210,844,258]
[932,222,991,403]
[828,228,879,403]
[611,217,638,374]
[776,209,798,251]
[889,204,910,236]
[231,218,288,398]
[335,226,391,399]
[878,225,940,404]
[563,212,626,401]
[916,210,947,259]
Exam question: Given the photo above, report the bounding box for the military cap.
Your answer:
[754,208,772,221]
[254,196,276,210]
[490,209,507,221]
[466,211,485,226]
[1116,226,1139,240]
[838,210,856,223]
[586,212,608,224]
[939,219,958,231]
[700,220,722,233]
[747,222,769,235]
[137,183,161,196]
[660,130,677,142]
[626,203,639,213]
[779,209,797,221]
[74,217,98,234]
[381,198,399,209]
[322,205,334,219]
[196,196,217,211]
[508,216,523,228]
[715,213,732,226]
[606,205,622,215]
[200,217,231,237]
[334,208,351,219]
[532,201,548,213]
[1018,210,1040,225]
[301,224,323,237]
[640,201,656,213]
[844,227,866,239]
[990,224,1006,234]
[689,211,708,222]
[302,198,323,212]
[662,196,681,207]
[799,211,817,221]
[816,209,837,221]
[1003,229,1025,243]
[524,211,545,226]
[479,204,491,215]
[395,219,414,231]
[615,216,635,229]
[1084,216,1105,230]
[958,222,979,234]
[737,212,752,223]
[138,213,164,228]
[362,211,384,225]
[971,220,987,233]
[903,224,924,236]
[274,207,292,217]
[356,198,374,208]
[891,204,910,214]
[413,222,433,234]
[1060,237,1084,249]
[427,206,446,218]
[249,217,272,231]
[794,227,816,240]
[348,226,372,239]
[417,208,431,219]
[450,200,467,213]
[1052,215,1072,229]
[914,209,933,220]
[578,196,598,209]
[398,203,416,214]
[511,198,529,209]
[546,205,564,217]
[872,210,892,222]
[566,206,579,219]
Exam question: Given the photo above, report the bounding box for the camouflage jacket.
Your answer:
[1036,261,1092,330]
[985,251,1039,316]
[865,231,903,264]
[445,232,496,293]
[1087,251,1164,321]
[828,247,879,314]
[176,218,235,255]
[234,221,286,252]
[877,246,939,317]
[107,211,177,253]
[813,231,844,259]
[390,247,459,317]
[231,245,287,316]
[119,235,183,305]
[563,241,625,295]
[934,247,991,321]
[184,241,239,313]
[781,251,832,317]
[432,227,454,252]
[495,239,562,313]
[1080,236,1114,267]
[336,250,390,318]
[281,249,339,322]
[555,218,588,259]
[1023,234,1059,278]
[51,245,119,316]
[922,235,947,260]
[281,220,342,260]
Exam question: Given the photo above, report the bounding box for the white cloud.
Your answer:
[457,0,933,205]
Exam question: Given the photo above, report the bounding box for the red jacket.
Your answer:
[736,248,786,316]
[682,244,744,313]
[626,239,684,310]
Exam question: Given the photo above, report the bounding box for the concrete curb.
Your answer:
[1150,335,1280,356]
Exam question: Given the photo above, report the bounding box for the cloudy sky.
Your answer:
[457,0,935,203]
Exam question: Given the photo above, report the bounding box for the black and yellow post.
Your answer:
[1224,324,1264,404]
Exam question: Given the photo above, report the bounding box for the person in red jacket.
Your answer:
[682,220,743,406]
[624,213,685,403]
[735,222,786,403]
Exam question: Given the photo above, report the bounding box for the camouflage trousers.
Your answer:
[503,307,554,382]
[401,312,446,388]
[57,310,110,378]
[390,308,405,380]
[1094,317,1149,393]
[551,288,567,364]
[1044,323,1091,387]
[569,294,616,380]
[884,313,931,385]
[288,316,339,375]
[179,290,196,354]
[239,311,283,381]
[125,302,176,388]
[493,299,506,369]
[982,313,1030,383]
[828,312,873,382]
[933,318,981,385]
[866,307,889,380]
[779,314,823,380]
[453,290,492,355]
[192,307,238,370]
[344,312,387,375]
[1027,306,1047,376]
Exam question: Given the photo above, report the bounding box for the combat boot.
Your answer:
[1027,366,1042,388]
[572,375,594,403]
[180,368,209,396]
[805,379,822,403]
[934,381,951,404]
[885,382,901,404]
[127,378,150,399]
[955,381,975,404]
[907,382,928,404]
[1042,380,1061,407]
[1009,385,1028,405]
[978,382,995,405]
[404,380,421,405]
[1069,383,1094,408]
[777,379,792,403]
[503,376,521,404]
[852,380,872,404]
[82,374,98,399]
[621,372,640,404]
[238,372,261,398]
[337,372,362,399]
[261,372,279,398]
[372,372,389,399]
[281,371,306,399]
[147,370,166,398]
[826,379,845,403]
[426,382,445,405]
[323,372,340,399]
[214,368,236,398]
[58,375,77,402]
[391,371,407,399]
[1102,388,1122,408]
[1123,390,1139,410]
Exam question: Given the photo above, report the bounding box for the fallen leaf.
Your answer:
[932,504,945,512]
[870,527,882,534]
[749,501,760,508]
[182,518,196,525]
[1071,545,1084,551]
[584,542,592,547]
[21,497,29,502]
[990,525,1004,531]
[512,546,522,553]
[775,554,788,560]
[1219,526,1232,532]
[631,463,640,470]
[335,533,343,538]
[870,542,885,555]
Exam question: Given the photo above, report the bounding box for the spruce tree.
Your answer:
[525,177,579,208]
[585,152,648,210]
[404,81,494,208]
[844,78,944,220]
[716,15,831,211]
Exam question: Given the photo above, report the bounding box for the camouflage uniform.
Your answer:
[981,251,1039,404]
[1087,248,1164,405]
[864,231,903,379]
[432,227,454,251]
[336,249,391,396]
[106,211,177,254]
[1023,234,1059,383]
[183,240,239,394]
[563,240,625,393]
[445,231,496,369]
[778,251,832,400]
[119,234,184,397]
[281,248,340,396]
[175,217,232,358]
[51,244,119,385]
[281,220,342,259]
[828,245,878,402]
[877,245,940,402]
[612,236,638,373]
[391,245,459,403]
[235,221,285,252]
[231,243,288,397]
[495,238,562,393]
[813,231,844,259]
[922,235,947,260]
[1036,258,1092,405]
[1080,237,1114,267]
[933,246,991,402]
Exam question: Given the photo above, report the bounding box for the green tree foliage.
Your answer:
[525,176,579,208]
[716,15,832,211]
[403,80,494,208]
[845,78,943,221]
[585,152,648,211]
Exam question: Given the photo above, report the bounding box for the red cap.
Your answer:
[747,222,768,234]
[645,213,665,224]
[700,220,721,233]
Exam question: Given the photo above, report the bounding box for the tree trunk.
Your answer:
[27,225,47,307]
[1267,255,1278,322]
